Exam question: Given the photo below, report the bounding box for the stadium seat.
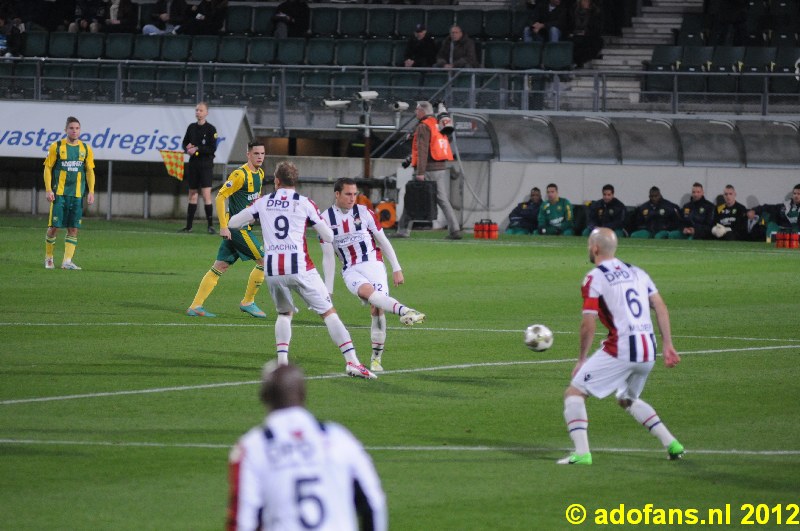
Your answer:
[511,41,543,70]
[212,67,244,103]
[105,33,133,60]
[306,38,335,66]
[71,63,99,99]
[76,32,105,59]
[367,9,396,38]
[744,0,768,45]
[542,42,574,70]
[483,9,512,40]
[364,39,395,67]
[456,10,484,40]
[332,71,363,99]
[218,36,248,63]
[396,9,425,39]
[41,63,72,99]
[484,40,513,69]
[48,32,77,58]
[707,46,745,93]
[190,35,219,63]
[771,46,800,93]
[225,5,252,35]
[391,39,407,67]
[22,30,48,57]
[126,65,157,101]
[252,6,276,36]
[157,66,187,102]
[677,45,713,93]
[675,14,706,45]
[391,71,423,102]
[643,45,682,92]
[243,68,273,104]
[739,46,776,93]
[335,39,365,67]
[769,31,799,47]
[11,62,37,98]
[96,64,121,100]
[339,9,367,38]
[137,2,156,32]
[510,10,530,41]
[160,34,191,61]
[770,0,800,33]
[303,69,333,100]
[310,7,339,38]
[0,62,13,97]
[426,9,454,39]
[275,38,306,65]
[248,37,276,64]
[132,34,162,61]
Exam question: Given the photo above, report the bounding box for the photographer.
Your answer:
[393,101,462,240]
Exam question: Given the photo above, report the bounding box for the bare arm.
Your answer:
[574,313,597,376]
[320,241,336,295]
[650,292,681,368]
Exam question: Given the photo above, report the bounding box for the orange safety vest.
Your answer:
[411,117,454,167]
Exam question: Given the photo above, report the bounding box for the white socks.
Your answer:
[627,399,675,447]
[275,314,292,365]
[324,313,359,365]
[367,291,407,316]
[371,314,386,360]
[564,395,590,455]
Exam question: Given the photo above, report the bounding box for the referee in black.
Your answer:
[179,102,218,234]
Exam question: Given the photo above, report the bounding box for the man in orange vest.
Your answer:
[394,101,462,240]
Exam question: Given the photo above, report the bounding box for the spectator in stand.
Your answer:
[142,0,187,35]
[177,0,226,35]
[668,182,715,240]
[0,12,25,56]
[506,187,543,235]
[272,0,309,39]
[435,25,478,69]
[747,183,800,237]
[711,184,750,240]
[403,23,438,68]
[68,0,105,32]
[103,0,136,33]
[583,184,626,237]
[524,0,569,43]
[538,183,574,235]
[571,0,604,67]
[629,186,682,239]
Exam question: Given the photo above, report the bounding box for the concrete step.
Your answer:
[605,35,674,46]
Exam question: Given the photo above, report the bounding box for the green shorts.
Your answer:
[216,227,264,264]
[49,195,83,228]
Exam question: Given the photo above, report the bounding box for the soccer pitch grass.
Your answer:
[1,215,799,530]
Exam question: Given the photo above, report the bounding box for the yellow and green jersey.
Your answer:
[43,139,95,198]
[217,164,264,229]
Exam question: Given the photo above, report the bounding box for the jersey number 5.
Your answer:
[295,476,325,529]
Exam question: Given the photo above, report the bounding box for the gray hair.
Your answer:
[416,101,434,115]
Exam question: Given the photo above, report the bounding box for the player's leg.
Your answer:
[370,306,386,372]
[267,277,296,365]
[61,198,83,270]
[558,386,592,465]
[236,231,266,318]
[45,223,58,269]
[275,312,292,365]
[187,259,230,316]
[349,265,425,326]
[618,364,684,460]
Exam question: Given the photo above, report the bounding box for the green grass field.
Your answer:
[1,214,799,530]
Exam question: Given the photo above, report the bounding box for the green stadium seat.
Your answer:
[306,38,336,66]
[396,9,425,39]
[739,46,776,93]
[426,9,454,39]
[390,71,423,102]
[213,67,244,103]
[364,39,395,67]
[160,34,191,61]
[367,9,396,39]
[275,38,306,65]
[133,34,162,61]
[22,30,48,57]
[483,10,512,40]
[127,65,157,101]
[511,41,542,70]
[332,71,362,99]
[310,7,339,37]
[71,63,99,99]
[243,68,272,104]
[643,45,682,92]
[248,37,276,64]
[105,33,134,60]
[190,35,219,63]
[335,39,364,67]
[456,10,483,40]
[157,66,186,102]
[339,9,367,38]
[41,63,72,99]
[771,46,800,93]
[484,40,513,69]
[706,46,744,93]
[225,5,252,35]
[76,32,105,59]
[677,45,713,93]
[48,32,77,58]
[676,14,706,45]
[303,69,333,100]
[218,36,248,63]
[11,62,37,97]
[542,41,574,70]
[252,6,276,36]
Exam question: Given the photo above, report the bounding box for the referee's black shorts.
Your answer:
[185,159,214,189]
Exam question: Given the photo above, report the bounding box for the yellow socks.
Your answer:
[45,235,56,259]
[241,265,264,305]
[191,267,222,308]
[63,235,77,263]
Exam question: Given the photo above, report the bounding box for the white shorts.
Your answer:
[267,268,333,315]
[571,350,655,401]
[342,261,389,299]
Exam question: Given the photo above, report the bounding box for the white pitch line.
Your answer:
[0,438,796,456]
[2,344,799,406]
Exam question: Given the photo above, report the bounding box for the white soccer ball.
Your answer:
[524,324,554,352]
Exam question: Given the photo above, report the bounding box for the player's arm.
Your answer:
[226,443,262,531]
[85,145,96,205]
[320,241,337,295]
[43,143,57,202]
[372,228,404,286]
[649,292,680,368]
[228,207,256,230]
[217,170,244,237]
[578,312,597,364]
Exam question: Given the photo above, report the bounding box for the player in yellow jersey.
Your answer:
[187,141,268,318]
[43,116,95,270]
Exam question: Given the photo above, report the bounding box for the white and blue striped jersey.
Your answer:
[581,258,659,362]
[227,406,387,531]
[322,204,383,271]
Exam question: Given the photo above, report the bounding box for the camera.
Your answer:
[436,102,454,135]
[323,99,351,109]
[356,91,379,102]
[401,155,412,169]
[392,101,409,111]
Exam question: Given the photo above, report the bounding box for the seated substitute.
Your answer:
[747,183,800,237]
[506,187,542,235]
[538,183,574,235]
[668,182,715,240]
[711,184,752,241]
[629,186,681,239]
[582,184,626,237]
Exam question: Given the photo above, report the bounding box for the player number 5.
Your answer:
[295,476,325,529]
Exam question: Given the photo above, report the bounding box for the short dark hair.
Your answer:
[793,183,800,191]
[247,140,265,151]
[602,184,614,194]
[649,186,660,193]
[546,183,558,191]
[66,116,80,127]
[274,161,299,186]
[334,177,357,193]
[692,182,703,189]
[531,187,540,193]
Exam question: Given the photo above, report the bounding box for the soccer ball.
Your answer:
[524,324,554,352]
